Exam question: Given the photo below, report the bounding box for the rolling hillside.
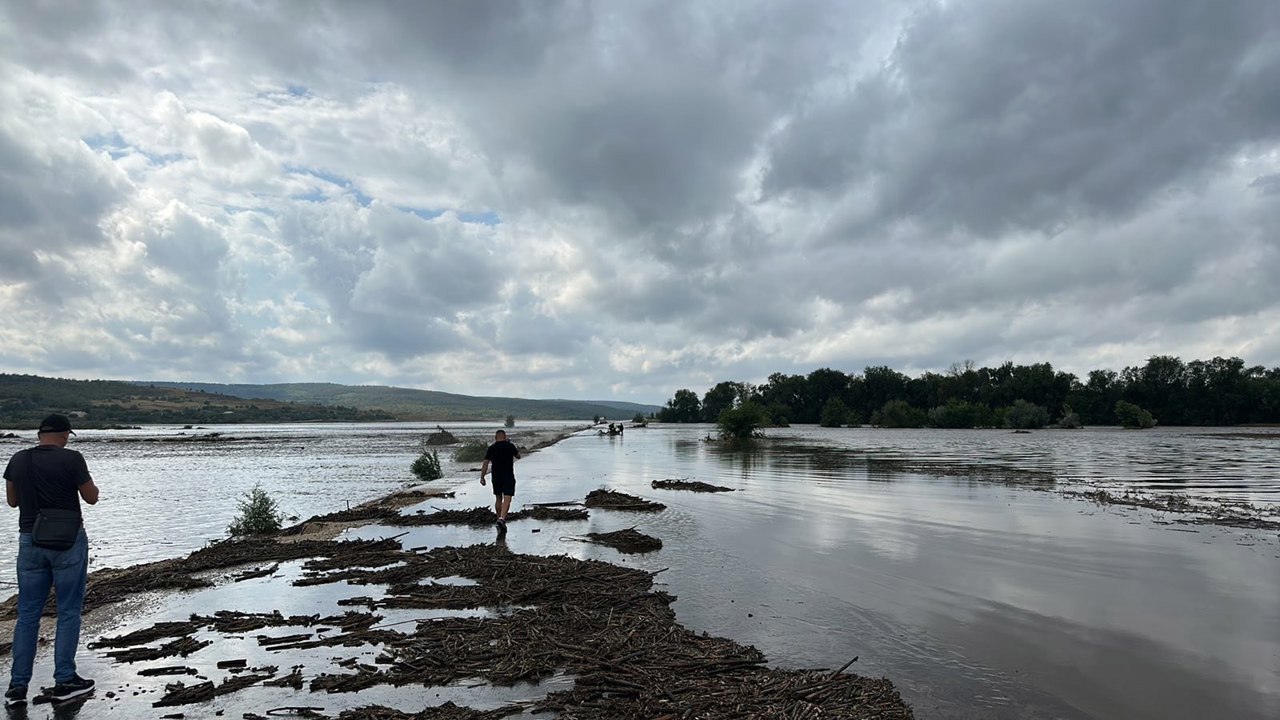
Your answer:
[0,374,390,428]
[139,381,660,421]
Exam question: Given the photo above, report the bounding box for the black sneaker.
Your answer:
[49,675,93,702]
[4,684,26,707]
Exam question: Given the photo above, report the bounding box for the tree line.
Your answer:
[657,356,1280,428]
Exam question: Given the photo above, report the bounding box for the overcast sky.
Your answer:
[1,1,1278,404]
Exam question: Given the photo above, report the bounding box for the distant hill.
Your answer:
[138,381,660,421]
[0,374,391,428]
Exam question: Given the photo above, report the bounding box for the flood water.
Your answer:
[1,422,1277,719]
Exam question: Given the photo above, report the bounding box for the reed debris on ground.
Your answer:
[583,488,666,512]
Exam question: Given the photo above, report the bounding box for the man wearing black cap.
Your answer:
[2,414,99,707]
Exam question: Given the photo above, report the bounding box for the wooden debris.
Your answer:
[233,563,280,581]
[137,666,198,677]
[651,478,735,493]
[103,636,212,663]
[584,489,666,512]
[569,528,664,554]
[153,672,274,707]
[89,620,203,649]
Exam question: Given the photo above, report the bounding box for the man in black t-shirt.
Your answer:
[480,430,520,529]
[3,414,100,707]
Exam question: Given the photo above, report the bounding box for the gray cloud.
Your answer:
[1,0,1279,401]
[766,0,1280,236]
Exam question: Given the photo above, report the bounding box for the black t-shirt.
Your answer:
[3,446,92,533]
[484,440,520,481]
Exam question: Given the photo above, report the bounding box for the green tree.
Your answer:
[1115,400,1156,428]
[717,401,768,440]
[701,381,744,422]
[658,389,702,422]
[1057,404,1082,429]
[928,400,993,428]
[819,397,851,427]
[870,399,927,428]
[227,485,284,536]
[1004,399,1050,429]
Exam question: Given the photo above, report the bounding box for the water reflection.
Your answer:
[526,425,1279,720]
[1,422,1275,719]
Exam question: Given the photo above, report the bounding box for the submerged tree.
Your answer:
[716,401,768,440]
[819,397,852,427]
[227,485,284,536]
[1004,399,1050,429]
[1115,400,1156,429]
[870,399,927,428]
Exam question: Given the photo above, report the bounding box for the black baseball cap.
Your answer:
[37,414,75,435]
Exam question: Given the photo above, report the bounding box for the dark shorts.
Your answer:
[492,476,515,497]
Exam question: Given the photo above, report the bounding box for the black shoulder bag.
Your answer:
[27,450,81,551]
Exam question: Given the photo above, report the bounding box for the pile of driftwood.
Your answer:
[651,478,735,493]
[84,537,911,717]
[584,488,666,511]
[565,528,663,554]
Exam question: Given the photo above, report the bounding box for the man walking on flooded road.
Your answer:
[4,414,100,707]
[480,429,520,530]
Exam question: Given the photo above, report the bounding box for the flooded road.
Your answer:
[1,422,1277,719]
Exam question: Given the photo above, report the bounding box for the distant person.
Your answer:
[4,414,100,707]
[479,429,520,530]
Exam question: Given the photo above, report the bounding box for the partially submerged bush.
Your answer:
[411,448,443,481]
[1115,400,1156,428]
[928,400,994,428]
[1004,399,1049,430]
[1057,405,1083,429]
[870,400,927,428]
[819,398,852,428]
[716,402,768,440]
[454,439,489,463]
[227,484,284,537]
[504,415,516,428]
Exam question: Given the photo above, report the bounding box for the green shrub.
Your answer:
[504,415,516,428]
[928,400,993,428]
[716,401,768,440]
[1004,399,1049,429]
[632,412,647,425]
[227,485,284,537]
[819,398,851,428]
[411,449,443,481]
[1057,405,1083,429]
[870,400,927,428]
[1115,400,1156,428]
[454,439,489,463]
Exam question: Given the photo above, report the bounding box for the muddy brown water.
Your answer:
[0,422,1277,719]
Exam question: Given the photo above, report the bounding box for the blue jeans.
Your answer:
[10,529,88,688]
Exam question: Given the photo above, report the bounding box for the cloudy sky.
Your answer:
[1,1,1278,403]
